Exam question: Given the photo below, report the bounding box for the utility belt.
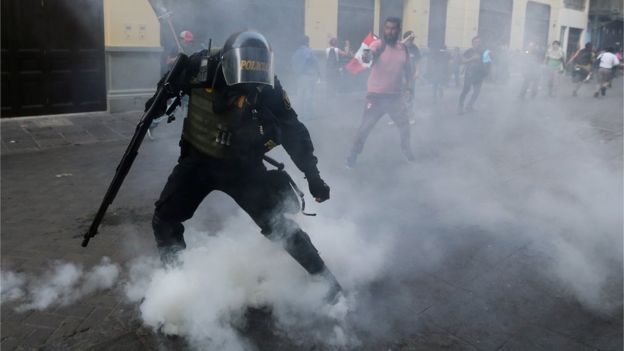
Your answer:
[179,138,263,164]
[180,140,314,216]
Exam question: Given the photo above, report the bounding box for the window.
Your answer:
[564,0,585,11]
[338,0,375,49]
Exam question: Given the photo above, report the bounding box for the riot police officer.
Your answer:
[147,31,342,302]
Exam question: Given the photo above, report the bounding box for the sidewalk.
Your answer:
[1,110,182,156]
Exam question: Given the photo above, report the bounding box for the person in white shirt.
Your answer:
[594,47,620,98]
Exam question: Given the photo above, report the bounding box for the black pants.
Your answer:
[152,150,327,275]
[458,74,483,111]
[348,93,412,159]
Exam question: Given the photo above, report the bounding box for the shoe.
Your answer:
[601,87,606,96]
[401,148,416,162]
[593,92,599,98]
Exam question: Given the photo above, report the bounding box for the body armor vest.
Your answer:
[182,87,280,160]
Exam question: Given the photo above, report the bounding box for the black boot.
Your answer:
[152,214,187,268]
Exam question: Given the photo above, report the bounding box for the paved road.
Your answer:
[1,76,622,350]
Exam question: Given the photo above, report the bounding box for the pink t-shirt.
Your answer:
[367,40,408,94]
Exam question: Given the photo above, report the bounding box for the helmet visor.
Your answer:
[222,47,274,87]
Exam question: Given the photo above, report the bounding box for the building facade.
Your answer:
[305,0,591,55]
[1,0,162,117]
[1,0,307,117]
[588,0,624,50]
[1,0,596,118]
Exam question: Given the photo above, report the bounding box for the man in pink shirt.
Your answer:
[346,17,414,168]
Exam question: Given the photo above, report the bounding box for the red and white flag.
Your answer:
[345,32,378,75]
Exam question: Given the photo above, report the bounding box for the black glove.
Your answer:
[307,175,330,202]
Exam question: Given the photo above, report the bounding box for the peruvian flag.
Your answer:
[344,32,378,75]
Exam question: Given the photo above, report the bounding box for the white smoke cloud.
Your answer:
[120,82,621,348]
[1,271,26,303]
[0,257,120,312]
[122,211,390,350]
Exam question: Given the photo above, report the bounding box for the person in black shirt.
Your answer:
[148,31,342,303]
[458,36,486,114]
[569,42,594,96]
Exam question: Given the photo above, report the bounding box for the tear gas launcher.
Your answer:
[81,54,189,247]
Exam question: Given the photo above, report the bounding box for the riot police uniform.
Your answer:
[148,31,341,300]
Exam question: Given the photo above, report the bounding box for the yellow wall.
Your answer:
[305,0,338,50]
[446,0,480,48]
[299,0,588,51]
[509,0,559,49]
[558,5,590,50]
[403,0,429,47]
[104,0,160,47]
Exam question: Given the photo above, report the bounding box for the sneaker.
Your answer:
[401,148,416,162]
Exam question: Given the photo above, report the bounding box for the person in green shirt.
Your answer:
[544,40,565,97]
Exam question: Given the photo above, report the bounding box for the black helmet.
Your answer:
[221,31,274,87]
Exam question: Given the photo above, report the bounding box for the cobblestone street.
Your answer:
[2,77,623,350]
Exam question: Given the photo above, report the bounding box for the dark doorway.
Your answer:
[379,0,404,35]
[594,20,624,50]
[338,0,375,49]
[524,1,551,49]
[1,0,106,117]
[428,0,448,49]
[478,0,513,48]
[567,27,583,59]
